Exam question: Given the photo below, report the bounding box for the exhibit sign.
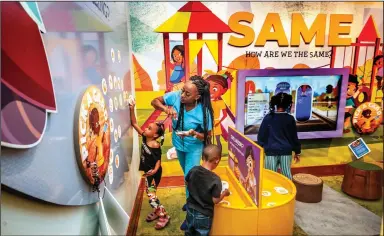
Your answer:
[348,138,371,159]
[246,93,270,126]
[228,127,263,206]
[74,86,111,190]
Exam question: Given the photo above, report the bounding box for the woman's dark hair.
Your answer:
[174,75,214,146]
[206,71,234,90]
[269,92,293,113]
[373,54,383,65]
[171,45,184,63]
[245,146,254,160]
[155,122,165,146]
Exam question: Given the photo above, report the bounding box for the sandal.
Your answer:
[146,212,159,222]
[155,215,170,230]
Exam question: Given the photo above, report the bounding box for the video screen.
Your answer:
[244,75,342,135]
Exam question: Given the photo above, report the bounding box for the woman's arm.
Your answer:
[151,96,168,112]
[151,96,178,119]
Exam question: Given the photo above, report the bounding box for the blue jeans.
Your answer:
[176,147,203,199]
[185,207,212,236]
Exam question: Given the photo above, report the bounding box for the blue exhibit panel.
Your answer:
[295,85,313,122]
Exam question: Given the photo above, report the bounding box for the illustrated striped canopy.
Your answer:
[155,1,231,33]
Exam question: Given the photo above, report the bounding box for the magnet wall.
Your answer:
[1,2,134,206]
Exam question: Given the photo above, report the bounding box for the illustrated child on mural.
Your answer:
[129,99,170,230]
[243,146,257,204]
[205,72,234,150]
[184,144,230,236]
[257,93,301,180]
[170,45,185,84]
[344,74,362,133]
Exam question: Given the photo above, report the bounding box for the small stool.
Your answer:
[293,173,323,203]
[341,161,382,200]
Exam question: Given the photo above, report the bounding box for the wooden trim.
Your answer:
[163,33,171,92]
[197,33,203,75]
[183,33,190,81]
[126,178,145,236]
[217,33,223,72]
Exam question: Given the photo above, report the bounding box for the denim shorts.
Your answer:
[185,207,212,236]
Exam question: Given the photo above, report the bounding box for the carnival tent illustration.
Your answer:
[154,1,232,92]
[1,2,56,148]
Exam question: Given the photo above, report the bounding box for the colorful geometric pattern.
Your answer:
[155,1,231,33]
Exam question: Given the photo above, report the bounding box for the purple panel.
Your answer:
[236,68,350,140]
[228,127,261,206]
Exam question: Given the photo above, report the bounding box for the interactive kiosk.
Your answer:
[211,127,296,235]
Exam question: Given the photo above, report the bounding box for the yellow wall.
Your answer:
[136,91,165,109]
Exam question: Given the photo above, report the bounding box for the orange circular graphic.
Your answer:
[75,86,111,185]
[352,102,383,134]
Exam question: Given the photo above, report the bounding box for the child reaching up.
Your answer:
[129,99,170,230]
[184,144,230,236]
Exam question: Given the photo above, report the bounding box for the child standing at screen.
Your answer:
[257,93,301,180]
[129,99,170,230]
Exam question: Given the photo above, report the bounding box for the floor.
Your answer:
[135,176,382,235]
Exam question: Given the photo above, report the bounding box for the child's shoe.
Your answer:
[155,215,170,230]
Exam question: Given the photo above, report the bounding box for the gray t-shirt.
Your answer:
[186,166,222,217]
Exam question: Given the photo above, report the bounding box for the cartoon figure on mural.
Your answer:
[86,108,110,183]
[344,74,362,133]
[243,146,257,204]
[206,72,234,150]
[169,45,185,84]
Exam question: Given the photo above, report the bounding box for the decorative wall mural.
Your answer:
[1,2,56,148]
[352,102,383,134]
[74,86,111,192]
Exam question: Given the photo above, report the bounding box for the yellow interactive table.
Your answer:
[211,166,297,235]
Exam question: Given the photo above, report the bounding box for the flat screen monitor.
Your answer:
[236,68,350,140]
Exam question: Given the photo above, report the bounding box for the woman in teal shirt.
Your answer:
[151,75,214,200]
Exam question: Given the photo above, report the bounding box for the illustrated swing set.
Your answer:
[328,16,383,105]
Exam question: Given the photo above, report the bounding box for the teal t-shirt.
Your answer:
[163,91,213,152]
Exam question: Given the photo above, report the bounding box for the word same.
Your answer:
[228,12,354,47]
